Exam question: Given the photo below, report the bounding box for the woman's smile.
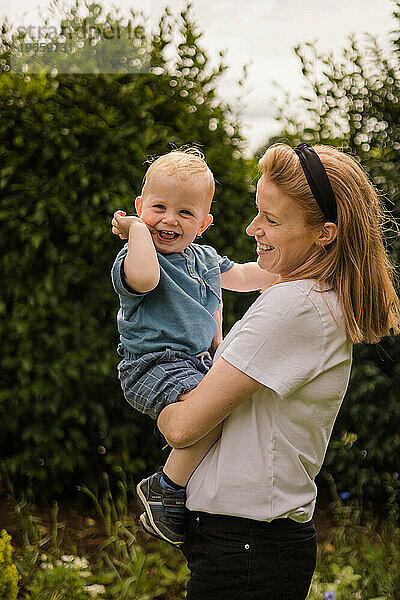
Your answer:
[256,242,275,253]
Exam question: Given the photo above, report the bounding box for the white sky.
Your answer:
[2,0,395,152]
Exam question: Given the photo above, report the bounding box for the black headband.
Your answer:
[294,142,337,224]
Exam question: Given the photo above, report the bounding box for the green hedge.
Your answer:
[0,2,256,501]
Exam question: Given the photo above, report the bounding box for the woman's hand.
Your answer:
[157,357,262,448]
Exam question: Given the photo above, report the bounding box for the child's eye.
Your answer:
[180,210,194,216]
[154,204,166,210]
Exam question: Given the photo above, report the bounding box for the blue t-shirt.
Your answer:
[111,243,234,356]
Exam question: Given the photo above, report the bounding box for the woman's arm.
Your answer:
[157,357,262,448]
[221,262,279,292]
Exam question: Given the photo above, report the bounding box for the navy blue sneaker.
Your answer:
[136,469,185,545]
[139,512,173,545]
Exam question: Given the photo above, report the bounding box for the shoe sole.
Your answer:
[136,479,183,546]
[139,512,183,548]
[139,512,163,541]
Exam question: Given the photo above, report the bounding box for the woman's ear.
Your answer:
[134,196,142,216]
[317,222,337,247]
[198,214,213,236]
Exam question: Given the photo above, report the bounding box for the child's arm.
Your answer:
[221,262,279,292]
[112,211,160,293]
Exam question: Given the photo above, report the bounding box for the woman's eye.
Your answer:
[266,215,277,224]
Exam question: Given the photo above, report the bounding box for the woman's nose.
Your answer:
[246,219,262,237]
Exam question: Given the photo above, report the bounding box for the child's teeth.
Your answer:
[159,230,177,239]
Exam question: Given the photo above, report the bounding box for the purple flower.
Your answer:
[339,491,350,500]
[323,592,336,600]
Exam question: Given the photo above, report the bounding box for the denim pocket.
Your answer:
[183,515,251,600]
[277,529,317,600]
[194,514,250,550]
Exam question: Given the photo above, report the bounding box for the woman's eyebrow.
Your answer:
[255,203,280,220]
[264,210,279,219]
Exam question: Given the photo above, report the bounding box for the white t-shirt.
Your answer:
[186,280,353,522]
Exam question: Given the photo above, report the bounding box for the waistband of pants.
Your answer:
[121,348,212,363]
[186,510,313,532]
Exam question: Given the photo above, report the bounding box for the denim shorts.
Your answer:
[118,349,212,420]
[181,511,317,600]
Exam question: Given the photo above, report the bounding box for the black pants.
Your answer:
[181,511,317,600]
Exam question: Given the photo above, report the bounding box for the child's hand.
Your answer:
[111,211,145,239]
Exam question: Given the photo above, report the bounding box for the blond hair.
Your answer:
[142,147,215,204]
[259,143,400,344]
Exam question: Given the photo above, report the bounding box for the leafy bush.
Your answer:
[0,1,256,501]
[0,530,20,600]
[264,0,400,514]
[307,499,400,600]
[27,563,92,600]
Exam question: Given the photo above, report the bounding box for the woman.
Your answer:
[157,142,400,599]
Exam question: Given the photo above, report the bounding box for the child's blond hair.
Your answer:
[143,148,215,204]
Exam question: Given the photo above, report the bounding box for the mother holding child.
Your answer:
[111,143,399,599]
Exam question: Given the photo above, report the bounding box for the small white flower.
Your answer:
[84,584,106,597]
[62,554,75,563]
[79,570,92,578]
[56,560,62,566]
[73,557,89,570]
[40,553,48,561]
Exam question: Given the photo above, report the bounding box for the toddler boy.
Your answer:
[111,149,276,544]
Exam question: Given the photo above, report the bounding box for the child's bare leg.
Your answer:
[162,423,222,486]
[137,363,223,544]
[160,301,223,486]
[162,300,223,485]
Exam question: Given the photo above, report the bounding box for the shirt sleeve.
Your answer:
[217,253,234,274]
[220,283,325,398]
[111,244,148,298]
